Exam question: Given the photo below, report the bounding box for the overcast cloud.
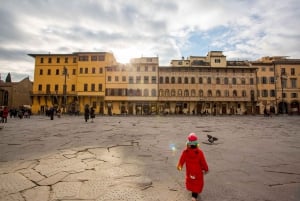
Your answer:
[0,0,299,81]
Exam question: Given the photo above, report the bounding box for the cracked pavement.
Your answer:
[0,115,299,201]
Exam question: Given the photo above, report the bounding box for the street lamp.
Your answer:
[63,66,68,113]
[280,71,287,114]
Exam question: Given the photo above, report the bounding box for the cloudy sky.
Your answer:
[0,0,299,81]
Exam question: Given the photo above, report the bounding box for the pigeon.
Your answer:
[207,134,218,143]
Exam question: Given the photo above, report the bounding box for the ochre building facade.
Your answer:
[29,51,300,115]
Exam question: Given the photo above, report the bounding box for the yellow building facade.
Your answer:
[252,57,300,114]
[29,52,117,114]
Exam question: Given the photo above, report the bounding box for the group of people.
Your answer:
[84,105,95,122]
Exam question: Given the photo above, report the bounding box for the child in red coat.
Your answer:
[177,133,209,201]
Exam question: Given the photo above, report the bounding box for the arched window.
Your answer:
[159,89,164,96]
[216,77,220,84]
[171,89,176,96]
[224,90,229,97]
[184,89,189,96]
[144,89,149,96]
[191,77,195,84]
[178,89,182,96]
[151,89,156,96]
[232,78,237,85]
[241,78,246,85]
[199,77,203,84]
[171,77,175,84]
[184,77,189,84]
[136,89,141,96]
[165,77,170,84]
[208,90,212,97]
[199,90,203,97]
[178,77,182,84]
[233,90,237,96]
[242,90,247,97]
[159,76,164,84]
[191,89,196,96]
[207,77,211,84]
[165,89,170,96]
[224,77,229,84]
[216,90,221,97]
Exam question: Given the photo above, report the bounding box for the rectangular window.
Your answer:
[250,78,254,85]
[291,93,297,98]
[129,76,134,84]
[84,84,88,91]
[54,84,59,91]
[270,90,276,97]
[291,79,297,88]
[145,66,148,72]
[91,84,95,91]
[40,58,44,63]
[80,68,83,74]
[91,56,97,61]
[215,59,221,63]
[79,56,89,61]
[99,68,103,74]
[98,84,102,91]
[56,69,59,75]
[262,90,268,97]
[137,66,140,72]
[65,57,68,63]
[269,77,275,84]
[152,66,156,72]
[56,58,60,63]
[48,58,52,63]
[115,76,119,82]
[108,76,112,82]
[291,68,295,75]
[46,84,51,93]
[152,76,156,84]
[144,76,149,84]
[72,69,76,75]
[73,57,77,63]
[98,55,105,61]
[92,68,96,74]
[39,69,43,75]
[136,76,141,84]
[38,84,42,91]
[47,69,51,75]
[71,84,75,91]
[85,68,88,74]
[122,76,126,82]
[262,77,268,84]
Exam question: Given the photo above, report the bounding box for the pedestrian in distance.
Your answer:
[90,107,95,123]
[177,133,209,201]
[84,105,90,122]
[50,107,54,120]
[2,107,9,123]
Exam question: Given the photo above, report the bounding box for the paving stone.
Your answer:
[34,157,86,177]
[38,171,69,186]
[79,180,114,199]
[22,186,50,201]
[18,168,45,183]
[0,192,24,201]
[51,181,82,200]
[0,173,35,195]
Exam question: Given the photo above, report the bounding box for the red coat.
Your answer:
[177,147,209,193]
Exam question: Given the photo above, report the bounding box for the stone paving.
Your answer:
[0,115,299,201]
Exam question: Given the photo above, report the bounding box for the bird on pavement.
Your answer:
[207,134,218,144]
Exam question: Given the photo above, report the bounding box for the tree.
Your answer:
[5,73,11,82]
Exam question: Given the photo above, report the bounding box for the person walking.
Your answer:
[90,107,95,123]
[2,107,9,123]
[84,105,90,122]
[177,133,209,201]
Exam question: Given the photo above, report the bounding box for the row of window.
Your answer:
[39,68,105,75]
[40,55,106,64]
[258,77,297,88]
[106,88,157,96]
[159,77,254,85]
[159,89,250,97]
[40,57,77,64]
[38,84,103,92]
[258,90,298,98]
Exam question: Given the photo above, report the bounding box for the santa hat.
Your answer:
[187,133,198,146]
